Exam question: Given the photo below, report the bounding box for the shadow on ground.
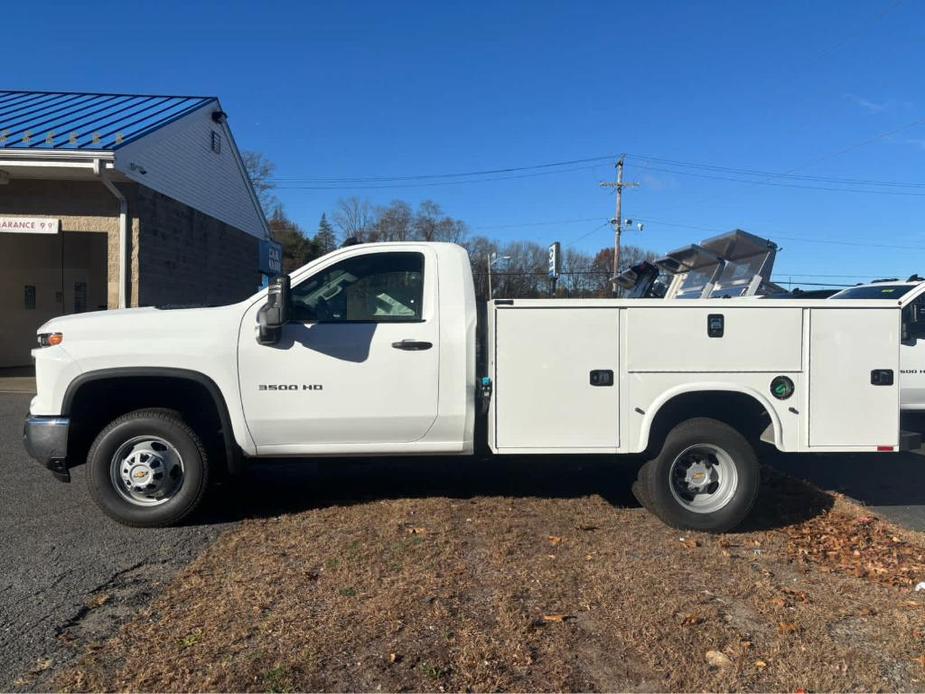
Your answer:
[194,452,834,532]
[766,450,925,509]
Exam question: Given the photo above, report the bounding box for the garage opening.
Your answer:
[0,231,108,367]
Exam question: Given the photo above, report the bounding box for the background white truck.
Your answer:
[828,279,925,412]
[23,242,919,532]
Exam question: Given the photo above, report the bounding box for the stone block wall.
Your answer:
[133,184,260,307]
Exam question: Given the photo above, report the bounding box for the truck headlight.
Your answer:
[37,332,63,347]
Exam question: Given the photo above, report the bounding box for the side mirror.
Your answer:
[257,275,290,345]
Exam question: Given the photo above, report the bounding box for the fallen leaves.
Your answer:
[547,535,562,546]
[785,510,925,587]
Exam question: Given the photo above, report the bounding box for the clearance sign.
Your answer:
[0,217,59,234]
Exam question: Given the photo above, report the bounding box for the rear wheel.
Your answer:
[86,409,209,527]
[633,417,759,532]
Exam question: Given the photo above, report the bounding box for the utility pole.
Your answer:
[600,156,639,293]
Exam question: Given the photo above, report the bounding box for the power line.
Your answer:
[632,164,925,197]
[471,271,854,287]
[568,221,611,244]
[271,154,616,184]
[274,163,606,191]
[465,216,601,232]
[270,138,925,193]
[628,153,925,189]
[813,0,904,60]
[631,213,925,252]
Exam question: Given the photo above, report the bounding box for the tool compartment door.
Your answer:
[809,307,900,447]
[493,307,619,450]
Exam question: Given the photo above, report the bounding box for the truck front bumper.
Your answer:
[23,415,71,482]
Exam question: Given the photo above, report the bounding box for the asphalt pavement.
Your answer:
[3,387,925,689]
[768,448,925,531]
[0,392,232,690]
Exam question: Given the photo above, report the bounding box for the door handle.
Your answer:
[392,339,433,351]
[871,369,894,386]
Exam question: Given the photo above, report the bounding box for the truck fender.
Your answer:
[62,367,251,471]
[637,382,784,452]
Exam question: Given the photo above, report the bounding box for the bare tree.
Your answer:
[414,200,444,241]
[462,235,500,300]
[241,150,278,218]
[332,197,376,242]
[321,195,657,300]
[562,247,594,297]
[375,200,414,241]
[411,200,468,243]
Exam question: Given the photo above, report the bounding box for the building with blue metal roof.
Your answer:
[0,90,277,367]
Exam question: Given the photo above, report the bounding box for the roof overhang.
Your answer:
[0,149,120,180]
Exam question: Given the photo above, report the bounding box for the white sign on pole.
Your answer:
[548,241,561,279]
[0,217,60,234]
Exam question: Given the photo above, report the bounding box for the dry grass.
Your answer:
[55,466,925,692]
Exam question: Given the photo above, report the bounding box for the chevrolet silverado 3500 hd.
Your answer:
[22,242,921,532]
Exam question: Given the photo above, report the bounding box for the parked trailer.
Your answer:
[23,242,921,532]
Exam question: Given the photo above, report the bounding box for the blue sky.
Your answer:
[10,0,925,286]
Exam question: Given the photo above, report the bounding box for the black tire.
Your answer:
[86,409,209,527]
[632,417,759,533]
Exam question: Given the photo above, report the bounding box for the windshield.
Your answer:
[675,265,719,299]
[829,284,915,300]
[711,254,765,296]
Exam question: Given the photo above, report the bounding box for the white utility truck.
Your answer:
[23,242,920,532]
[829,278,925,411]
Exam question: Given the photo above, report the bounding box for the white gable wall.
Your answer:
[114,103,268,239]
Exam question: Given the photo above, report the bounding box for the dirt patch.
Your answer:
[56,467,925,692]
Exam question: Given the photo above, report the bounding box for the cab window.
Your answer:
[290,252,424,323]
[905,296,925,341]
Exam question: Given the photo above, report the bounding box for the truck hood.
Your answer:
[35,302,252,376]
[38,304,242,336]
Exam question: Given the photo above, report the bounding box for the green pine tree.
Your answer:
[315,213,337,255]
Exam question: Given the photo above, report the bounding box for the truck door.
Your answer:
[809,307,900,447]
[901,294,925,410]
[238,248,440,450]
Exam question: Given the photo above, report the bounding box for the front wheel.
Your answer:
[86,409,209,527]
[633,417,759,533]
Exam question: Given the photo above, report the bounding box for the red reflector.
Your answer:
[877,445,895,452]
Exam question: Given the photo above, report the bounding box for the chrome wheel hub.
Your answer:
[669,444,738,514]
[111,437,184,506]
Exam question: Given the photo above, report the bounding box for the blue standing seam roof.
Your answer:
[0,91,216,151]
